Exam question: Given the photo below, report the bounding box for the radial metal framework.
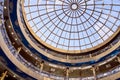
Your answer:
[23,0,120,52]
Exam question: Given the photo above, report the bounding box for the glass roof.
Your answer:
[23,0,120,52]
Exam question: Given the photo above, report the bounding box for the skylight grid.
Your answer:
[23,0,120,51]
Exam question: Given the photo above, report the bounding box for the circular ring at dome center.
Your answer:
[71,3,78,10]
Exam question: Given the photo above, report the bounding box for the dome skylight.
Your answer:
[23,0,120,53]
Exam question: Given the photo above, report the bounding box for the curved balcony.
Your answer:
[0,0,120,80]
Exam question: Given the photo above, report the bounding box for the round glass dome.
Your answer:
[23,0,120,53]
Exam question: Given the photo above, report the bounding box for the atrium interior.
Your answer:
[0,0,120,80]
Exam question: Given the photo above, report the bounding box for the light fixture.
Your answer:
[15,38,18,41]
[11,32,14,35]
[8,25,11,28]
[13,75,16,78]
[4,6,6,9]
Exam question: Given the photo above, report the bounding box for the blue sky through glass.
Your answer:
[23,0,120,51]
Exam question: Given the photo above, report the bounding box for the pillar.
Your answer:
[66,68,69,80]
[117,56,120,63]
[40,61,44,72]
[89,54,92,58]
[92,66,97,80]
[17,47,21,53]
[66,55,69,60]
[0,70,8,80]
[15,47,21,57]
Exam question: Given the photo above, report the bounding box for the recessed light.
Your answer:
[8,26,11,28]
[4,6,7,9]
[13,75,16,77]
[11,32,14,35]
[15,38,18,40]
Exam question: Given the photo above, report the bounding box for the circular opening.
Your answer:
[71,3,78,10]
[23,0,120,53]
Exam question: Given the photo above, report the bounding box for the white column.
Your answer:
[89,54,92,58]
[66,68,69,80]
[66,55,69,60]
[40,62,44,72]
[92,66,97,80]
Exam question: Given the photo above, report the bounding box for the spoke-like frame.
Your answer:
[23,0,120,52]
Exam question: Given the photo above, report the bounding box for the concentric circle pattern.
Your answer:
[23,0,120,52]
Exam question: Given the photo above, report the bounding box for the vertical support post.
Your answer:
[89,54,92,58]
[15,47,21,57]
[40,61,44,72]
[17,47,21,53]
[117,56,120,63]
[66,55,69,60]
[92,66,97,80]
[66,67,69,80]
[0,70,7,80]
